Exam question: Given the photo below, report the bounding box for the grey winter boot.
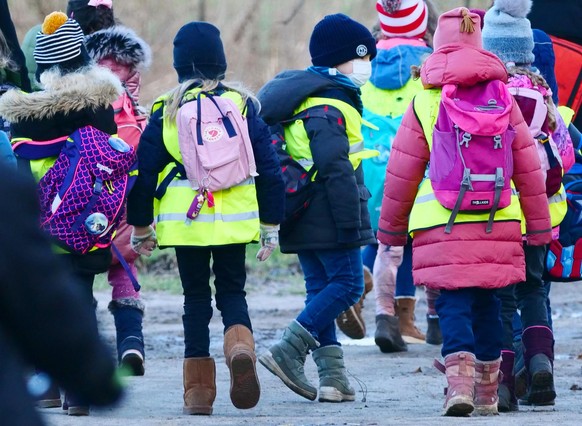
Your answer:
[374,314,407,353]
[258,320,319,400]
[312,345,356,403]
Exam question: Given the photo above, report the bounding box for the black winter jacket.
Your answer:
[127,86,285,230]
[258,70,375,253]
[0,168,122,426]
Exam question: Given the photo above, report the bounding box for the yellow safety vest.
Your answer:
[409,89,523,235]
[361,77,424,118]
[152,89,260,247]
[283,97,378,173]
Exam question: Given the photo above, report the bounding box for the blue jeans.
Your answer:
[361,242,415,297]
[436,288,503,361]
[297,248,364,346]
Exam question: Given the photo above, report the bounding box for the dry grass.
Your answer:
[8,0,491,107]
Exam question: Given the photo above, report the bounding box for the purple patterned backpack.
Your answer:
[23,126,137,253]
[430,80,515,234]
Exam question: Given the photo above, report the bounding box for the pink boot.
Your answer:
[435,352,475,416]
[474,358,501,415]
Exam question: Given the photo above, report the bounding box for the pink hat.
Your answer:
[376,0,428,39]
[433,7,482,51]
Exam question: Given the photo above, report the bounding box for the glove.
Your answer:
[256,223,280,262]
[130,225,157,257]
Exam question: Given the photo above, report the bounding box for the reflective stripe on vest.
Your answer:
[409,89,522,235]
[284,97,378,173]
[152,90,260,246]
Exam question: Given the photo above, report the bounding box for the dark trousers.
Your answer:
[497,244,549,350]
[436,287,502,361]
[175,244,251,358]
[60,249,112,308]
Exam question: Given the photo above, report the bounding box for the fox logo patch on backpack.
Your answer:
[15,126,137,253]
[429,80,515,234]
[176,91,257,221]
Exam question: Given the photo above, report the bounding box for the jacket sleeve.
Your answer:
[127,108,173,226]
[304,109,361,242]
[246,100,285,225]
[377,102,430,246]
[509,100,552,246]
[0,170,122,406]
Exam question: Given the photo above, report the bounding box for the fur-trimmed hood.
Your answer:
[0,65,122,123]
[85,26,152,71]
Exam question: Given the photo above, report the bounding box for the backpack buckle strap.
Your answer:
[494,135,503,149]
[445,169,471,234]
[72,178,104,232]
[486,168,505,233]
[460,132,472,148]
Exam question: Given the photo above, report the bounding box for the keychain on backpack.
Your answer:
[186,189,215,223]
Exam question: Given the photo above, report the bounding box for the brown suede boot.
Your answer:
[474,358,501,416]
[435,352,475,416]
[183,357,216,415]
[335,266,373,339]
[395,297,426,343]
[224,325,261,409]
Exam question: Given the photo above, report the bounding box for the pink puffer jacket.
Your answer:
[377,45,552,290]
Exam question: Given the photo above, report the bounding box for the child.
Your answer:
[344,0,442,352]
[0,12,124,416]
[126,21,284,415]
[257,13,377,403]
[70,0,152,375]
[482,0,572,409]
[377,7,551,416]
[83,5,152,376]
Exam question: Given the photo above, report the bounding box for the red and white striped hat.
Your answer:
[376,0,428,39]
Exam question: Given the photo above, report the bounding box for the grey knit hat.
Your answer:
[482,0,535,66]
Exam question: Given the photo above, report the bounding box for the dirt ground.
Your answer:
[40,281,582,426]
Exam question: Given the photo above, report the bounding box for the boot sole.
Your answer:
[183,405,213,415]
[37,399,62,408]
[528,370,556,405]
[444,397,474,417]
[258,352,316,401]
[319,386,356,403]
[402,335,426,344]
[375,335,407,353]
[473,404,499,416]
[121,351,145,376]
[336,306,365,339]
[67,406,90,416]
[230,353,261,409]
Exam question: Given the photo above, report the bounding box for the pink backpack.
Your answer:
[112,89,147,149]
[176,91,257,220]
[508,86,563,196]
[429,80,515,234]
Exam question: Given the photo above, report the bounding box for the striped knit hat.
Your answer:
[34,12,90,76]
[376,0,428,39]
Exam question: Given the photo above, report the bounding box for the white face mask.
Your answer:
[346,59,372,87]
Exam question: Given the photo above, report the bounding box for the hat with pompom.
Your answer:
[376,0,429,39]
[482,0,535,66]
[34,12,91,77]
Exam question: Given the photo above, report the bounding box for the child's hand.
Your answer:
[130,225,157,257]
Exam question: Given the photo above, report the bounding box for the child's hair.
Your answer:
[164,79,259,121]
[68,5,115,34]
[0,31,17,72]
[508,66,557,131]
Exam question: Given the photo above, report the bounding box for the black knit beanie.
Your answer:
[309,13,377,68]
[173,22,227,82]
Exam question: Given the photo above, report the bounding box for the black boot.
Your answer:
[374,315,407,353]
[110,300,145,376]
[522,326,555,405]
[426,315,443,345]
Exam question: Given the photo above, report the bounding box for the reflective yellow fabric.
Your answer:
[361,78,424,118]
[153,89,260,246]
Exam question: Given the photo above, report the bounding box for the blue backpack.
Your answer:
[361,108,403,231]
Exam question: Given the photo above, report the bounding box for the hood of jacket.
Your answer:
[257,70,350,125]
[370,44,432,90]
[421,45,508,88]
[85,25,152,71]
[0,65,122,123]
